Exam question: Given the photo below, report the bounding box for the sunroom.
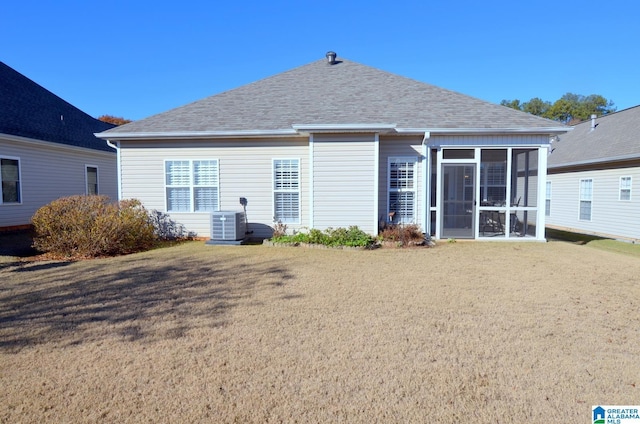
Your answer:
[424,140,548,241]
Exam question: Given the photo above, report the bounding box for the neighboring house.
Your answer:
[96,52,567,241]
[546,106,640,242]
[0,61,117,230]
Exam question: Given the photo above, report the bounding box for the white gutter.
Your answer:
[395,127,571,135]
[94,129,300,140]
[292,123,397,134]
[105,140,122,200]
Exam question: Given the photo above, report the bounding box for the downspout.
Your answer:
[422,131,431,236]
[106,140,121,200]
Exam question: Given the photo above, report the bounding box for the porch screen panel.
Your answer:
[388,158,417,224]
[273,159,300,223]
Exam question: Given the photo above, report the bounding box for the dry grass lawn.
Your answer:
[1,240,639,423]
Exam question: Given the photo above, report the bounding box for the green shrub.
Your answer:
[32,195,156,258]
[270,226,375,248]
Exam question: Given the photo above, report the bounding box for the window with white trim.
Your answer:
[165,159,219,212]
[388,157,417,224]
[619,176,631,201]
[86,166,98,195]
[545,181,551,216]
[273,159,300,223]
[579,178,592,221]
[1,157,21,204]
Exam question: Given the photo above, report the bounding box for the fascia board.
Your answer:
[94,129,300,140]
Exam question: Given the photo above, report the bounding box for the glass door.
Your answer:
[441,164,476,239]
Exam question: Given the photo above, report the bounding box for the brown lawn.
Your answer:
[1,240,639,423]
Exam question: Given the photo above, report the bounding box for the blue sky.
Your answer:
[3,0,638,121]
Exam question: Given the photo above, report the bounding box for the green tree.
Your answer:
[500,93,615,123]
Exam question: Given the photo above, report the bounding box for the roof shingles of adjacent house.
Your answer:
[0,61,115,152]
[547,105,640,169]
[100,55,565,137]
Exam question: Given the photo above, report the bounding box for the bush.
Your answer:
[148,209,195,240]
[32,195,156,258]
[378,224,427,247]
[270,226,375,248]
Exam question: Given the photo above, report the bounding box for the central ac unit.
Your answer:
[210,211,246,242]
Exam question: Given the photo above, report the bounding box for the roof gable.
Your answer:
[547,105,640,168]
[102,56,563,136]
[0,62,115,152]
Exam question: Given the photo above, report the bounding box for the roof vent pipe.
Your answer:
[590,114,597,131]
[325,51,337,65]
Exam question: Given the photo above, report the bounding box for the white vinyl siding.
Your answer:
[0,136,117,228]
[86,166,98,195]
[312,135,377,234]
[619,176,631,201]
[1,157,21,204]
[273,159,300,223]
[388,157,417,224]
[545,181,551,216]
[579,178,593,221]
[165,159,219,213]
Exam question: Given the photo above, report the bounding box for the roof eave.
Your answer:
[395,127,571,135]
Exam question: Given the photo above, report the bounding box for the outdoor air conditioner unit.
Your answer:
[210,211,246,242]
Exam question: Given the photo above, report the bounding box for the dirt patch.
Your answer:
[1,241,639,422]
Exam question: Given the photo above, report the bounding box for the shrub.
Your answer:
[270,226,375,248]
[148,209,194,240]
[378,224,427,247]
[32,195,156,258]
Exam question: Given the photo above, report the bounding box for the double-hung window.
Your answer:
[1,157,21,204]
[86,166,98,195]
[388,157,417,224]
[165,159,219,212]
[273,159,300,223]
[579,178,593,221]
[619,176,632,201]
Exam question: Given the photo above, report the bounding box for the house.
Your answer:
[96,52,568,241]
[546,106,640,242]
[0,61,117,230]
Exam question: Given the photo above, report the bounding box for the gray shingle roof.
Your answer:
[0,61,115,152]
[102,56,563,136]
[547,105,640,169]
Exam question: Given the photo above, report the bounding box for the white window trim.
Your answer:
[164,159,220,213]
[85,165,99,195]
[0,155,22,205]
[273,158,301,224]
[579,178,593,221]
[619,176,632,201]
[388,156,418,224]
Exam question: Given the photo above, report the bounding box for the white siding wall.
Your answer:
[378,136,423,228]
[312,135,377,234]
[0,136,117,228]
[119,139,309,238]
[547,167,640,241]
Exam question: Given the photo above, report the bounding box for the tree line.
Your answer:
[501,93,616,125]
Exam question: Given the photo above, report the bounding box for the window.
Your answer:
[388,157,417,224]
[545,181,551,216]
[273,159,300,223]
[1,157,21,204]
[165,160,219,212]
[86,166,98,195]
[619,176,632,201]
[579,179,592,221]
